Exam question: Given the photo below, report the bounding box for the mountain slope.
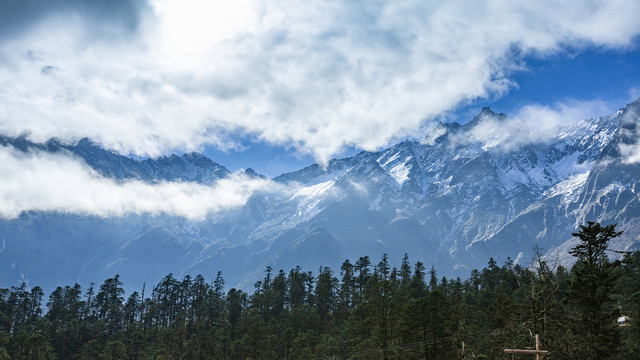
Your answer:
[1,99,639,292]
[0,136,231,183]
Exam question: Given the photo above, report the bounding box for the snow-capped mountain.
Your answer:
[0,135,231,183]
[1,99,639,293]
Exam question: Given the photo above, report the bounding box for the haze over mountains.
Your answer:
[2,99,640,293]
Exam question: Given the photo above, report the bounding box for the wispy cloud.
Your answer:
[458,99,617,150]
[620,141,640,164]
[0,0,639,162]
[618,104,640,164]
[0,145,277,220]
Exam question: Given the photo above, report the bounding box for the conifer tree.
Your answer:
[568,222,623,360]
[338,259,355,317]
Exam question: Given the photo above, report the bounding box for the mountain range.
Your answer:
[2,98,640,293]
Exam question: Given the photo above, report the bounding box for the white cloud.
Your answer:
[619,105,640,164]
[459,99,616,150]
[620,142,640,164]
[0,0,639,163]
[628,87,640,102]
[511,98,614,138]
[0,145,277,220]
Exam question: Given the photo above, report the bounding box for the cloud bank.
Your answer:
[0,145,276,220]
[0,0,639,162]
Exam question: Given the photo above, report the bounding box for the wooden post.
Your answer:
[504,334,547,359]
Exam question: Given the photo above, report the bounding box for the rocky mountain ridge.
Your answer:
[1,99,639,292]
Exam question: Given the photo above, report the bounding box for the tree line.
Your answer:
[0,222,639,359]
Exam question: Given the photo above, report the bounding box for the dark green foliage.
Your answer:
[0,223,637,359]
[614,251,640,359]
[568,222,624,360]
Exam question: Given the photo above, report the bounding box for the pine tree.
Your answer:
[315,266,337,329]
[568,222,624,360]
[338,259,355,319]
[400,254,412,287]
[94,275,125,334]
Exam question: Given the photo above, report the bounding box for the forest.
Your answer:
[1,222,639,359]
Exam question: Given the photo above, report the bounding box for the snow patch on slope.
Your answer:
[290,180,335,219]
[292,180,335,199]
[388,158,412,185]
[544,171,590,202]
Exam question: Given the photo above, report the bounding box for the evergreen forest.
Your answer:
[1,222,639,359]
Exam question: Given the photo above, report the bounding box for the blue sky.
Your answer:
[454,47,640,136]
[1,0,640,179]
[485,48,640,113]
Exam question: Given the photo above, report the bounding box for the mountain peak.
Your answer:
[244,168,267,179]
[421,122,461,146]
[181,152,216,165]
[465,107,508,129]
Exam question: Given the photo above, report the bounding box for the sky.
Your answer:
[1,0,640,218]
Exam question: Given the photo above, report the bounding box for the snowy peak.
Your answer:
[3,99,640,293]
[243,168,268,179]
[140,152,230,183]
[274,157,357,185]
[464,107,509,129]
[0,135,231,184]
